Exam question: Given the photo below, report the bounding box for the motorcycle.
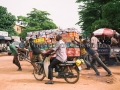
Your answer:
[33,54,83,84]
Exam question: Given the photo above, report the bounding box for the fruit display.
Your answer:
[27,28,80,57]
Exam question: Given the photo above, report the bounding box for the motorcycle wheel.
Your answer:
[64,66,80,84]
[33,64,45,81]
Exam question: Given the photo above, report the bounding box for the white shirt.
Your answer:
[52,40,67,62]
[91,36,99,50]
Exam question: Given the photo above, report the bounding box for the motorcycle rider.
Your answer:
[42,34,67,84]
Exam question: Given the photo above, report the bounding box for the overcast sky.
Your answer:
[0,0,80,30]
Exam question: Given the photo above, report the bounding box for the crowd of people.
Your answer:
[98,30,120,47]
[7,32,116,84]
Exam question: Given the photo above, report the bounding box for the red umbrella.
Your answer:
[93,28,116,36]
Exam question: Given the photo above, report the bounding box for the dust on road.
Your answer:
[0,56,120,90]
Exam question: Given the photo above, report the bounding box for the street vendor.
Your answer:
[111,35,118,47]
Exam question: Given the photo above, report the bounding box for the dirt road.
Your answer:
[0,56,120,90]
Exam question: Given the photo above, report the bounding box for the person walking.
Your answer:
[71,39,112,76]
[7,41,22,71]
[29,38,42,71]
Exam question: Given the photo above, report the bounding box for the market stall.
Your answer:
[0,31,12,52]
[93,28,120,65]
[27,28,81,60]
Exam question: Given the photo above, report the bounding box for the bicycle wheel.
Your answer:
[20,52,31,63]
[33,63,45,81]
[18,54,24,61]
[64,66,80,84]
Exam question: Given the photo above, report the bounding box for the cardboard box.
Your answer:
[66,48,80,57]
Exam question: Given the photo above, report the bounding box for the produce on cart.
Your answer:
[93,28,120,65]
[27,28,81,60]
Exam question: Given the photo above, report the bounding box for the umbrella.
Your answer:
[93,28,119,36]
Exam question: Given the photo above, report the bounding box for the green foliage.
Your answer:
[17,8,57,38]
[102,1,120,32]
[76,0,120,37]
[91,19,112,31]
[0,6,17,36]
[76,2,102,33]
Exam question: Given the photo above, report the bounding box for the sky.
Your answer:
[0,0,80,31]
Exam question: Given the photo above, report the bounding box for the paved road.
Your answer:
[0,56,120,90]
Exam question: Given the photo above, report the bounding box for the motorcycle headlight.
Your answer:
[76,59,84,66]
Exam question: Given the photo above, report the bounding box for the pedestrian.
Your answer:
[19,39,29,56]
[111,35,118,47]
[7,41,22,71]
[90,33,99,51]
[29,38,42,71]
[71,39,112,76]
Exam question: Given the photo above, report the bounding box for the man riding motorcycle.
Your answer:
[42,34,67,84]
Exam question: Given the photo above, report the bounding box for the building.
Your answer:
[14,20,28,34]
[14,25,23,34]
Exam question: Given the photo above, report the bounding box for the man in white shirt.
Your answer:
[43,35,67,84]
[91,33,99,51]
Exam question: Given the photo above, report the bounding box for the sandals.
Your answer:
[106,73,112,76]
[45,81,54,84]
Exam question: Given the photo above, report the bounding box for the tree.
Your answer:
[0,6,17,36]
[18,8,57,38]
[76,0,120,36]
[76,1,103,36]
[102,1,120,33]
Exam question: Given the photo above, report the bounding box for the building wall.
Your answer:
[14,25,23,34]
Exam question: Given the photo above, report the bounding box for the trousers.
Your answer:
[48,58,61,80]
[91,55,111,74]
[13,54,21,69]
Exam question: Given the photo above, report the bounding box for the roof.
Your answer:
[0,36,4,39]
[0,36,12,40]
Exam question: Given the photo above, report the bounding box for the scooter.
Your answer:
[33,54,83,84]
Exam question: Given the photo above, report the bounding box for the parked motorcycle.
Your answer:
[33,54,83,84]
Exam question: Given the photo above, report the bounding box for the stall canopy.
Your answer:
[0,36,12,40]
[0,36,5,39]
[93,28,119,36]
[4,36,12,40]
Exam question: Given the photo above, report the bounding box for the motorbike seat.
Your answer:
[59,61,76,66]
[64,61,76,64]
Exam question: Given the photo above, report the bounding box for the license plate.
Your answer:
[78,66,82,71]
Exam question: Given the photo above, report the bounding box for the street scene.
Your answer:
[0,0,120,90]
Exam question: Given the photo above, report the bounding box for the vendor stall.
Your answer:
[27,28,80,60]
[0,35,12,52]
[93,28,120,65]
